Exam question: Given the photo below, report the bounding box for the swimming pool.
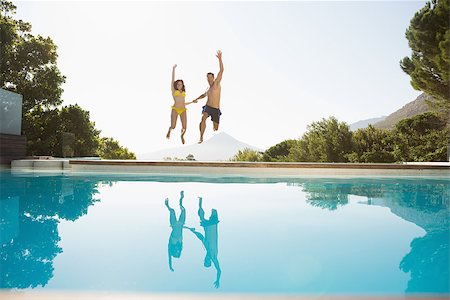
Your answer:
[1,170,449,297]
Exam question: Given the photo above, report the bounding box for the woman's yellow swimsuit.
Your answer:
[173,90,186,97]
[172,90,187,115]
[171,106,187,115]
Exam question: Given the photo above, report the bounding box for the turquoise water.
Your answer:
[0,171,449,296]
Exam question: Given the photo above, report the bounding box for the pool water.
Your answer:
[1,171,449,296]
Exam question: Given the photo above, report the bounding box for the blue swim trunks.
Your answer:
[202,105,222,124]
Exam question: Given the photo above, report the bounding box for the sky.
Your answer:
[13,0,426,154]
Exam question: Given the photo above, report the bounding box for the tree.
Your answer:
[59,105,101,157]
[347,125,395,163]
[289,117,353,162]
[2,0,66,156]
[22,105,101,157]
[0,1,65,113]
[21,107,61,156]
[392,112,449,162]
[1,1,136,159]
[230,148,262,162]
[98,137,136,159]
[262,139,299,162]
[400,0,450,115]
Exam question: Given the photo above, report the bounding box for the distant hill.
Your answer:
[138,132,262,161]
[373,93,432,129]
[349,116,386,131]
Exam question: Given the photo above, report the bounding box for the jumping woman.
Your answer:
[166,64,197,144]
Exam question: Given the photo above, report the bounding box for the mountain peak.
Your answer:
[205,132,240,143]
[373,93,432,129]
[349,93,433,131]
[138,131,261,161]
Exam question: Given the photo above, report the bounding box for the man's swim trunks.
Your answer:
[202,105,222,124]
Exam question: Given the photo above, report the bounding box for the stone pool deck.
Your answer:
[9,158,450,177]
[0,293,448,300]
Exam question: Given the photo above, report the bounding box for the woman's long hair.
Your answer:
[173,79,186,92]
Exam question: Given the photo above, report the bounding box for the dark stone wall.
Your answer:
[0,134,26,165]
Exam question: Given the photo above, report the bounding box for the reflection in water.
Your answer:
[188,197,221,288]
[302,182,350,210]
[384,183,449,294]
[165,191,187,271]
[300,179,449,294]
[400,229,449,293]
[0,173,447,294]
[0,174,100,289]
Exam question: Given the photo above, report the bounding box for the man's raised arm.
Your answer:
[215,50,224,84]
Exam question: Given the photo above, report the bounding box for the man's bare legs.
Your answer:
[179,191,185,222]
[180,112,187,144]
[198,196,205,222]
[166,110,178,139]
[198,112,209,144]
[213,122,219,131]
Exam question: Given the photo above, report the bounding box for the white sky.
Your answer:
[13,0,425,154]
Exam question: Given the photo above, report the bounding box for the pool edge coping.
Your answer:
[67,160,450,169]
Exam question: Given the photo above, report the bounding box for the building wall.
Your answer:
[0,89,26,164]
[0,88,23,135]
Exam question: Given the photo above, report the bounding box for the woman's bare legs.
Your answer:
[166,109,178,139]
[165,198,176,226]
[180,111,187,144]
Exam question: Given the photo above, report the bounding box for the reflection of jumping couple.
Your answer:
[165,192,221,288]
[165,191,187,272]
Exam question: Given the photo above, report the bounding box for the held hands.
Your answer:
[184,226,196,232]
[186,99,198,105]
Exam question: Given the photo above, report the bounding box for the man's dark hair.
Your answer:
[207,72,214,77]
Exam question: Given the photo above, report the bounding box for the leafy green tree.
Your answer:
[285,139,307,162]
[0,1,17,78]
[98,137,136,159]
[1,1,135,159]
[400,0,450,115]
[22,105,101,157]
[230,148,262,162]
[347,125,395,163]
[0,1,65,113]
[21,107,61,156]
[262,139,299,162]
[59,105,101,157]
[289,117,353,162]
[392,112,449,161]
